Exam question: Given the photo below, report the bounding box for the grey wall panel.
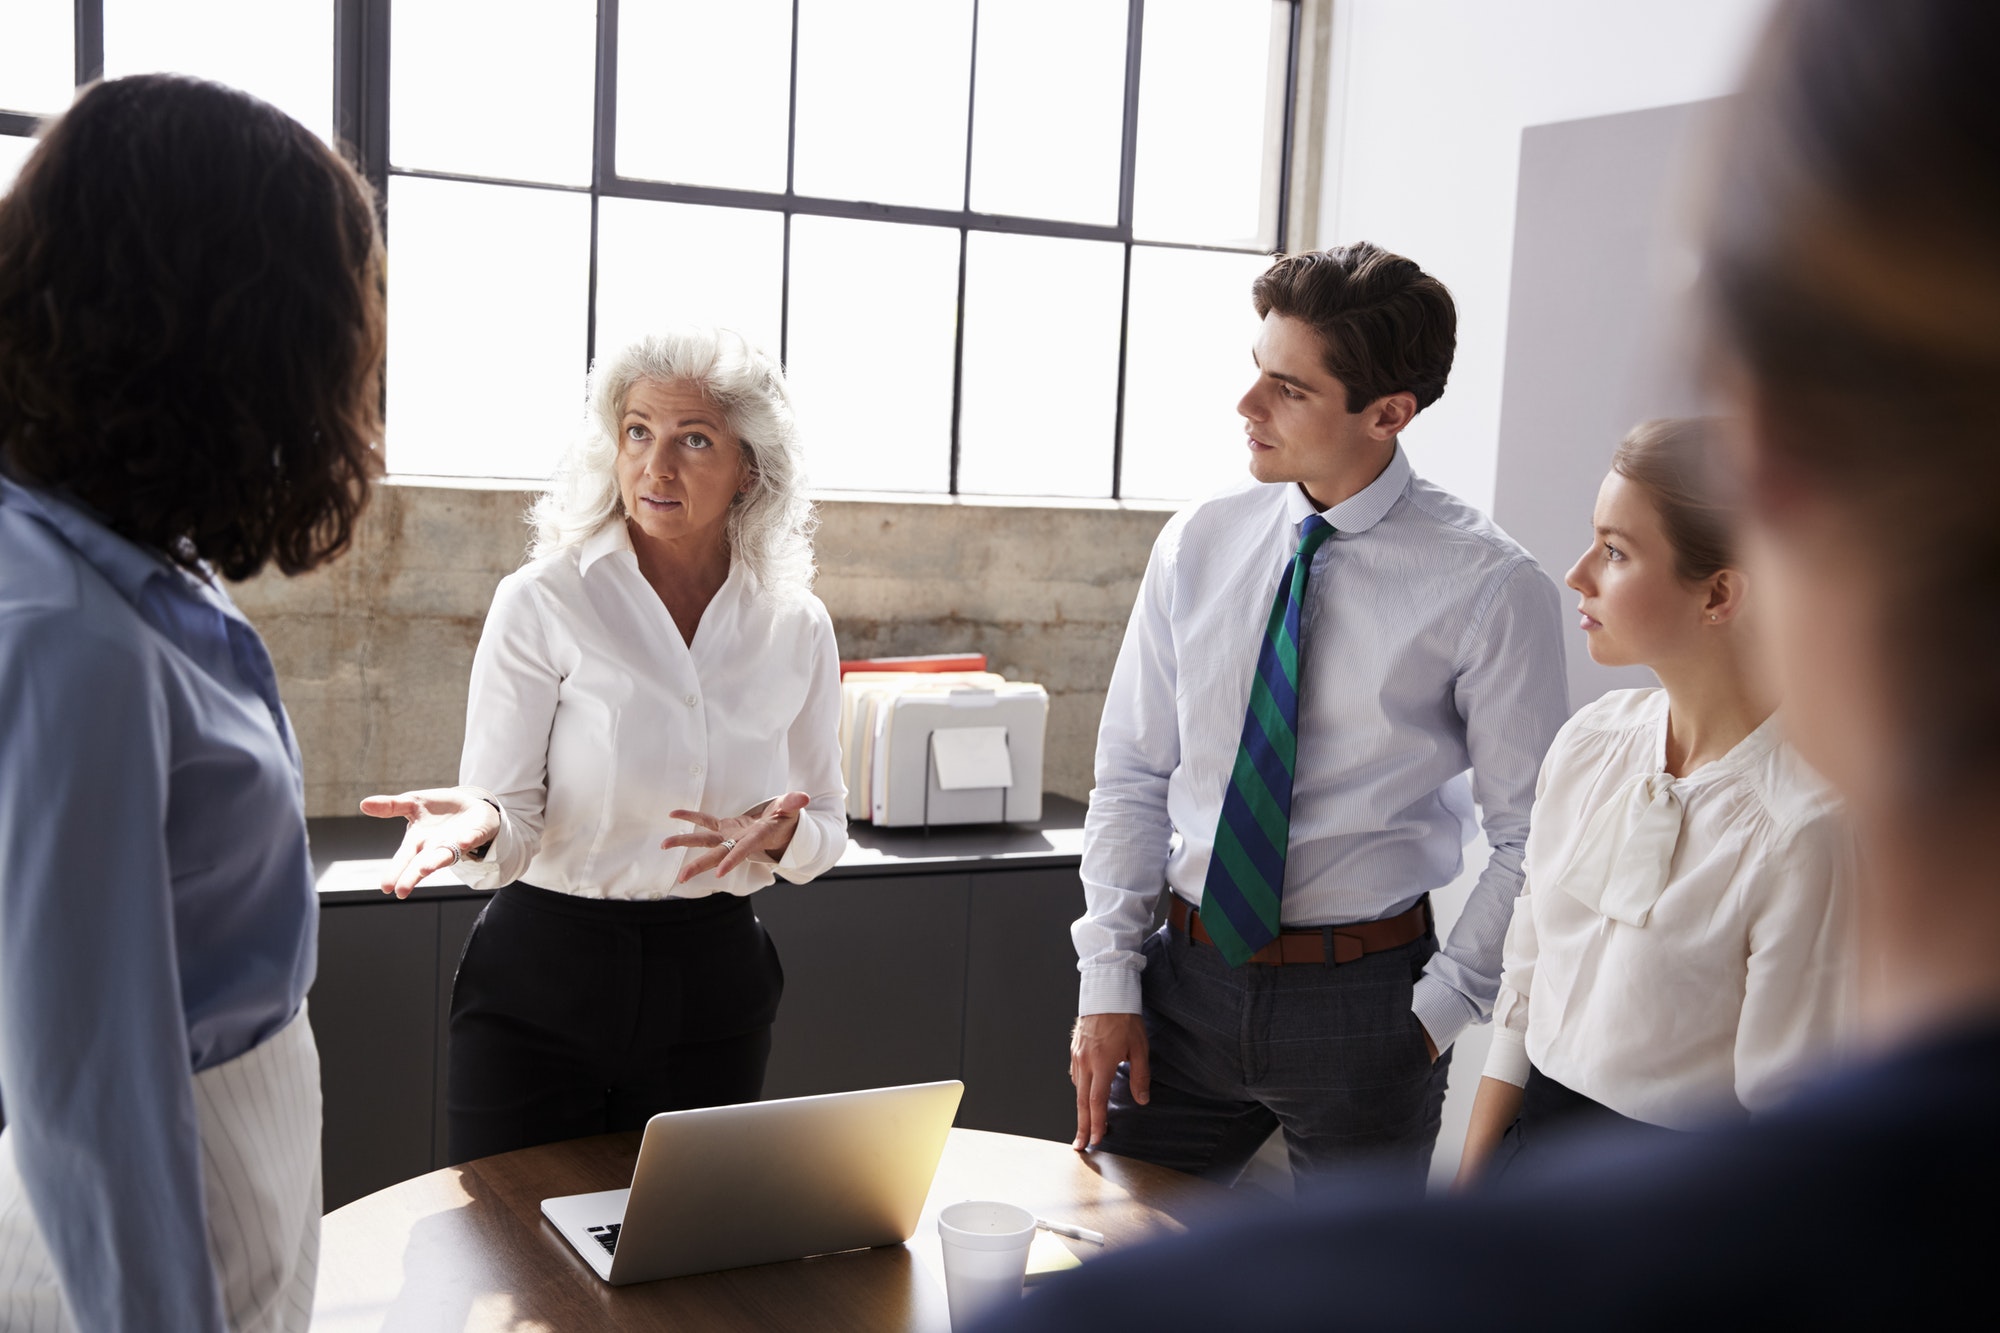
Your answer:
[1493,98,1723,711]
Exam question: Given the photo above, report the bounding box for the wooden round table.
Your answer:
[311,1127,1225,1331]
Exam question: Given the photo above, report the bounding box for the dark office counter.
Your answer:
[308,798,1094,1210]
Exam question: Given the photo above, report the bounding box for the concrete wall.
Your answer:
[229,482,1173,818]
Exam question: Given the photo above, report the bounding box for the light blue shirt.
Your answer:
[0,475,316,1332]
[1075,447,1570,1048]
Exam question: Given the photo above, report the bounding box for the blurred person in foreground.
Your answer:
[361,328,847,1164]
[983,0,1998,1326]
[0,77,383,1330]
[1457,418,1855,1186]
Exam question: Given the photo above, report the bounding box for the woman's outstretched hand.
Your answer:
[663,792,812,884]
[358,787,503,898]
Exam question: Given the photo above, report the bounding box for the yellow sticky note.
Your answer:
[1024,1230,1084,1284]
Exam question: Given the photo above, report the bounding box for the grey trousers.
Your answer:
[1099,920,1451,1195]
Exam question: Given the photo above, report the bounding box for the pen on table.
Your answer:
[1036,1218,1105,1246]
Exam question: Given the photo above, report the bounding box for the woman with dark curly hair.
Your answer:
[0,76,383,1331]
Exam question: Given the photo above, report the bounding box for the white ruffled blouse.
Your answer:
[1483,688,1856,1128]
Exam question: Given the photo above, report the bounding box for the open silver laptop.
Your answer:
[541,1080,964,1285]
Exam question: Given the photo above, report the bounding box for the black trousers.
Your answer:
[1493,1063,1673,1183]
[446,881,784,1164]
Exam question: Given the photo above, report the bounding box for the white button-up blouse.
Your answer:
[454,519,847,900]
[1483,688,1855,1128]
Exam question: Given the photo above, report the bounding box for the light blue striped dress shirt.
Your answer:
[0,475,316,1332]
[1075,447,1571,1048]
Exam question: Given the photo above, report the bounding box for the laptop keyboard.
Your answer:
[587,1223,620,1256]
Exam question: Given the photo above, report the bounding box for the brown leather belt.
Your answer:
[1168,894,1430,966]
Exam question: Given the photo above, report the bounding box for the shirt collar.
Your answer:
[0,471,180,608]
[1280,444,1413,536]
[577,516,634,576]
[576,516,753,603]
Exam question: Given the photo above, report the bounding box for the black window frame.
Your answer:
[3,0,1304,499]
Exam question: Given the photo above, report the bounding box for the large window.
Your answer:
[0,1,1306,501]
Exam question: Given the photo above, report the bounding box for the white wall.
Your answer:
[1316,0,1773,513]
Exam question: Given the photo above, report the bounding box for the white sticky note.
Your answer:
[930,725,1014,791]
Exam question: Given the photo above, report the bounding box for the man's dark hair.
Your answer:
[0,74,386,581]
[1250,242,1456,414]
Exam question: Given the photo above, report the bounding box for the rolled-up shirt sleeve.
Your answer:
[456,573,560,890]
[0,612,228,1333]
[1073,525,1182,1016]
[1416,558,1569,1051]
[772,602,848,883]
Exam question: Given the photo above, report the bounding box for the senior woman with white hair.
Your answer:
[362,327,846,1162]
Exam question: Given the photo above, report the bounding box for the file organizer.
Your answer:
[840,676,1048,828]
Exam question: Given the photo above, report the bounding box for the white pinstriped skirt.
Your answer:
[0,1003,322,1331]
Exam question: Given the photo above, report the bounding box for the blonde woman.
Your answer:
[363,328,846,1162]
[1456,419,1854,1184]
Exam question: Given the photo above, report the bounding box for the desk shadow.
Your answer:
[843,824,1059,859]
[1072,1146,1279,1237]
[695,1242,948,1333]
[375,1174,544,1333]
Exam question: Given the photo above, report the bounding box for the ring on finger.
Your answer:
[719,838,737,854]
[442,845,462,868]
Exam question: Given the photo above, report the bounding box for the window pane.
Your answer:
[391,0,595,186]
[793,0,973,210]
[594,199,784,365]
[957,233,1123,498]
[785,215,958,492]
[1119,246,1270,501]
[968,0,1125,225]
[0,0,73,116]
[0,136,39,194]
[617,0,789,191]
[387,177,591,479]
[104,0,333,142]
[1132,0,1287,248]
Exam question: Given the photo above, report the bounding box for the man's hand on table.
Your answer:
[1070,1013,1149,1152]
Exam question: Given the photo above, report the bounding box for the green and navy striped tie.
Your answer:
[1200,512,1336,965]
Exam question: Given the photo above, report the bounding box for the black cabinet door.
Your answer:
[312,901,439,1210]
[433,897,486,1168]
[961,868,1088,1142]
[754,874,972,1101]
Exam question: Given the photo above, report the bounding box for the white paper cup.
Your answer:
[937,1200,1037,1330]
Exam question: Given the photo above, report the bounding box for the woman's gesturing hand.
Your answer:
[663,791,812,884]
[358,787,503,899]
